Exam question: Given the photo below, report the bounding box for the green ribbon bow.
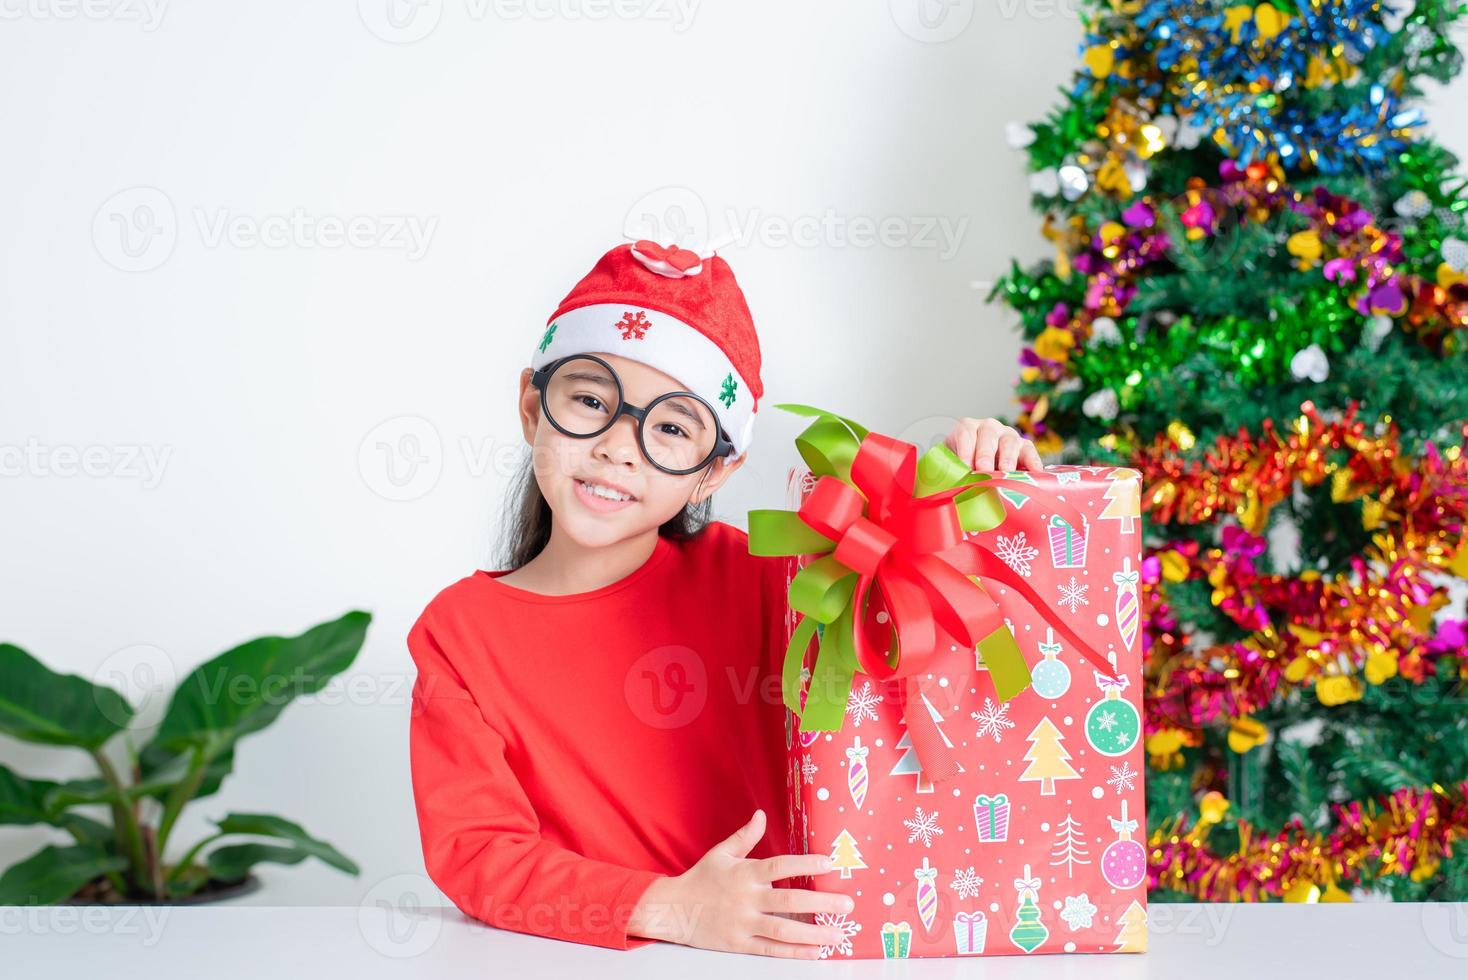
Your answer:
[747,403,1038,735]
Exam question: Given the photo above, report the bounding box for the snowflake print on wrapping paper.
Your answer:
[1096,709,1118,732]
[903,806,944,847]
[1060,893,1097,931]
[1057,575,1089,613]
[846,681,883,727]
[615,310,651,340]
[994,531,1039,577]
[950,866,984,900]
[801,755,818,785]
[1107,760,1137,794]
[814,911,861,958]
[970,698,1015,743]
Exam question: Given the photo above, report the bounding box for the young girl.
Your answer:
[406,240,1043,959]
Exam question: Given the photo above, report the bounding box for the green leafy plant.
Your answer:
[0,610,370,904]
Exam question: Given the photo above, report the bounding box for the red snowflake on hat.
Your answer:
[615,310,652,340]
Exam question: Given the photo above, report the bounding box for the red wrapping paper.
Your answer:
[777,464,1149,958]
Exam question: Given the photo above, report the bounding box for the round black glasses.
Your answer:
[529,354,735,475]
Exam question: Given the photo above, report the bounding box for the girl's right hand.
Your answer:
[628,808,857,959]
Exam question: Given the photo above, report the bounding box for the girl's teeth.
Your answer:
[581,480,631,501]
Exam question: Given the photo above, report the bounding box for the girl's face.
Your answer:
[516,352,746,548]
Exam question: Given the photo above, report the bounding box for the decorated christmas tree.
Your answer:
[992,0,1468,901]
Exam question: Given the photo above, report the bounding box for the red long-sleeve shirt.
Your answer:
[406,520,796,950]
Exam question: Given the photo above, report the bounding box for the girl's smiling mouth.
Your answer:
[574,477,639,511]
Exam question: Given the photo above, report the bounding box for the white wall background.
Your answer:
[2,1,1465,906]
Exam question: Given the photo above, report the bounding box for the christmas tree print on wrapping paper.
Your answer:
[890,692,962,793]
[1113,900,1147,953]
[747,403,1122,783]
[1018,716,1081,795]
[830,829,867,879]
[1049,813,1091,877]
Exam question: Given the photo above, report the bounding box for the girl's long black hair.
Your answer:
[496,452,716,570]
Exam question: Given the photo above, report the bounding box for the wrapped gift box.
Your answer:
[775,462,1149,959]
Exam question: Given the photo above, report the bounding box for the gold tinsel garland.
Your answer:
[1149,783,1468,902]
[1130,401,1468,741]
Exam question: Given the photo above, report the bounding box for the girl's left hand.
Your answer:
[943,417,1044,473]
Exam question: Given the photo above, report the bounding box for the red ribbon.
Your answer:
[796,431,1121,781]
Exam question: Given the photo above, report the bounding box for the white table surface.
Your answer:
[7,902,1468,978]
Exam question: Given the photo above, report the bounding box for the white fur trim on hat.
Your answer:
[531,304,757,458]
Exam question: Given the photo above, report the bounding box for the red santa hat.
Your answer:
[531,240,763,462]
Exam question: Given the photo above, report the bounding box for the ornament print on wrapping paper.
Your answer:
[1030,627,1072,698]
[913,856,940,933]
[1113,556,1140,651]
[1101,800,1147,890]
[1085,670,1141,757]
[1009,864,1049,953]
[846,736,869,808]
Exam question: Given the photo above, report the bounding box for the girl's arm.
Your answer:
[407,618,667,950]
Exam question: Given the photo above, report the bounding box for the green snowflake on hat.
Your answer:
[538,322,557,353]
[719,372,737,408]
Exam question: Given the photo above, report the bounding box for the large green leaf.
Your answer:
[0,764,62,825]
[142,611,370,762]
[213,812,358,874]
[56,813,114,849]
[0,765,118,847]
[0,643,134,749]
[205,843,310,882]
[203,812,358,882]
[4,765,188,816]
[0,844,127,905]
[137,742,237,802]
